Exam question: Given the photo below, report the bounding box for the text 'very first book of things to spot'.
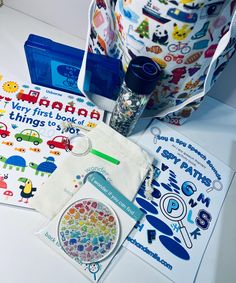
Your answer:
[0,72,103,209]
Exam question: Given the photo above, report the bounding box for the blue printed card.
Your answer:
[125,120,235,283]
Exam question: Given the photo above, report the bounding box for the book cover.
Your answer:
[0,72,103,209]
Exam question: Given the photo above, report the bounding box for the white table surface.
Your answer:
[0,6,236,283]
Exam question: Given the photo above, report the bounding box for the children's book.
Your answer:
[0,72,103,209]
[124,120,235,283]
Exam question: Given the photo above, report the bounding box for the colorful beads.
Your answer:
[58,198,119,263]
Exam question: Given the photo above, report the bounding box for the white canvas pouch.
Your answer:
[31,122,153,219]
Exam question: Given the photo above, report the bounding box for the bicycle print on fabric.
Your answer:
[88,0,236,125]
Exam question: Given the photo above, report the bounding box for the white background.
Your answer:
[0,4,236,283]
[3,0,91,39]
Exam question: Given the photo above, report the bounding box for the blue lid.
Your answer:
[125,56,161,94]
[24,34,124,99]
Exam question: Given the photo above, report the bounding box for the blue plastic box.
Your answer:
[24,34,123,99]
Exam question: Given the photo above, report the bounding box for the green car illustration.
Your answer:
[15,129,43,145]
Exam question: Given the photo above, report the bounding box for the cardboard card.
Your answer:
[36,172,143,282]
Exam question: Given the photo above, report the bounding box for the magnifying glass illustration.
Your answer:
[160,193,193,249]
[150,126,161,144]
[66,133,120,165]
[88,262,100,281]
[206,179,223,193]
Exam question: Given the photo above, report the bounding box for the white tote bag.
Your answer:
[31,122,153,219]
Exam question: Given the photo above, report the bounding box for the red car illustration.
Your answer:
[47,136,73,152]
[0,122,10,138]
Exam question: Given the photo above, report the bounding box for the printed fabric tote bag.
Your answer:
[78,0,236,125]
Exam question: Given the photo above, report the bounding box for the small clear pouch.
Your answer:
[31,122,153,219]
[35,172,144,282]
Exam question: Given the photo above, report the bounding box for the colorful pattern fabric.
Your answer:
[87,0,236,125]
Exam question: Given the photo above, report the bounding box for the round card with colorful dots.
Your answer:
[58,198,120,263]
